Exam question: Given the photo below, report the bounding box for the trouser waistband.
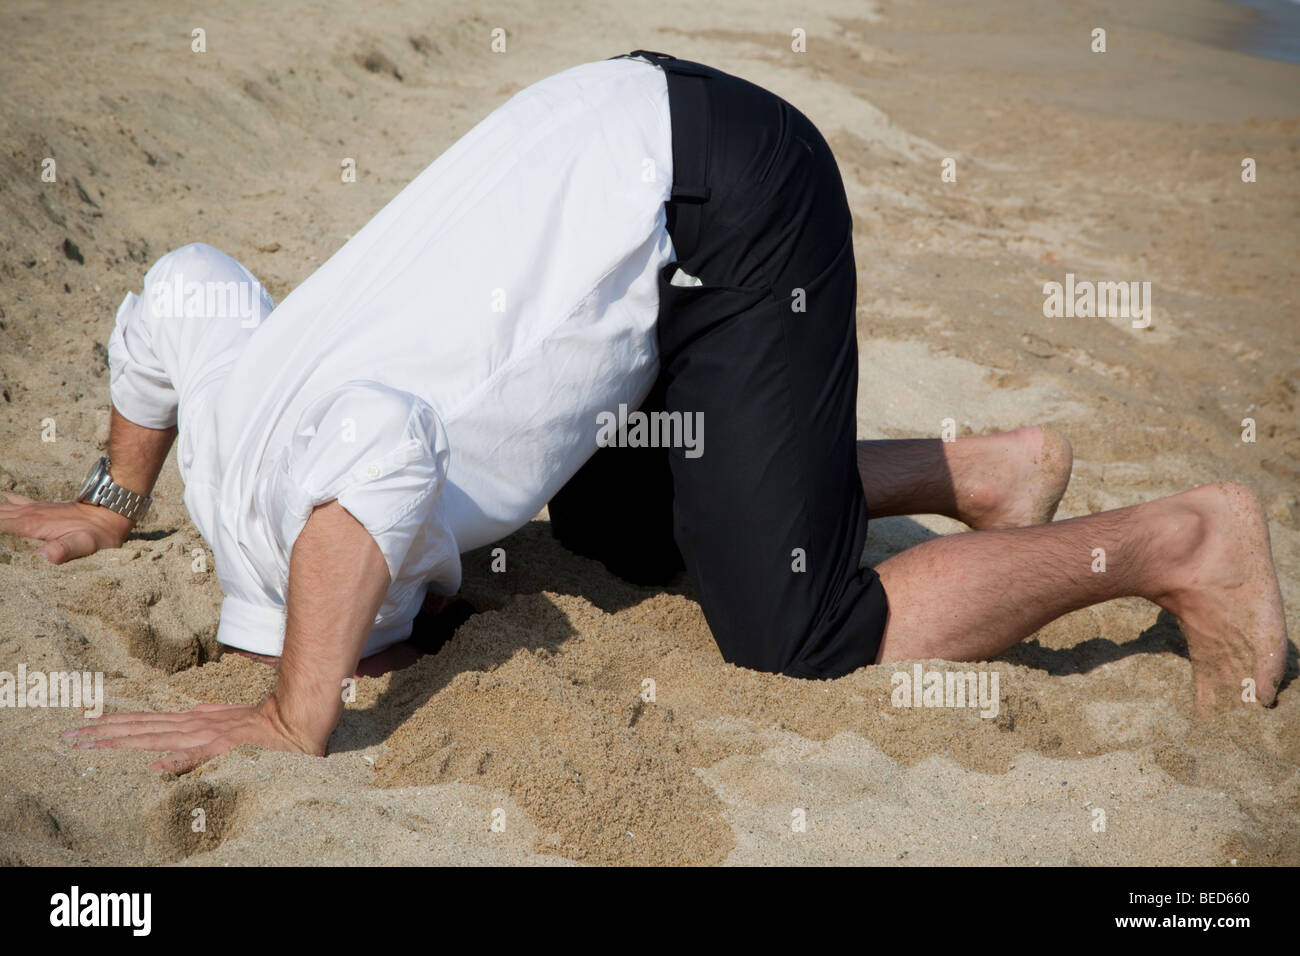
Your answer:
[616,50,715,261]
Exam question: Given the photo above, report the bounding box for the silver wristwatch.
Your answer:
[76,456,152,522]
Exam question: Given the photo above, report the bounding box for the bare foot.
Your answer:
[958,426,1074,530]
[1154,482,1288,715]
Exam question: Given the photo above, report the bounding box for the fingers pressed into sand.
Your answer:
[36,532,95,564]
[62,703,312,773]
[72,710,210,726]
[65,720,213,741]
[74,730,221,752]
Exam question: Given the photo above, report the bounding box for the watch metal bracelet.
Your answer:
[89,482,151,521]
[77,456,152,522]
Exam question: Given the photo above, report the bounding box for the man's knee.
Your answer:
[705,567,888,680]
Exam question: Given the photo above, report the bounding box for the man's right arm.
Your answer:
[63,499,391,771]
[0,407,175,563]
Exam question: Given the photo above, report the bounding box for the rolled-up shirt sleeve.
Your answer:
[271,380,452,587]
[107,242,275,430]
[107,290,179,429]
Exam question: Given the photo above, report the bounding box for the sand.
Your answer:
[1,0,1297,866]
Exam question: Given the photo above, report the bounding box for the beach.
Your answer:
[0,0,1297,865]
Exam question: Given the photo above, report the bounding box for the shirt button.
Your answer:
[365,463,381,479]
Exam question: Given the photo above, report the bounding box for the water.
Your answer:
[1228,0,1300,63]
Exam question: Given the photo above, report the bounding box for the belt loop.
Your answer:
[627,49,674,62]
[663,68,711,262]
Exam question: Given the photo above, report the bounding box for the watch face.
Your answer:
[77,458,107,501]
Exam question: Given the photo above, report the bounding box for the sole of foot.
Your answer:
[1158,482,1288,715]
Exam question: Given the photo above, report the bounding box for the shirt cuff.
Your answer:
[216,595,417,658]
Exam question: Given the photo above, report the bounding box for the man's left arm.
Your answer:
[63,500,389,772]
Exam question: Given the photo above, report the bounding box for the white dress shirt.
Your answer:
[107,56,674,656]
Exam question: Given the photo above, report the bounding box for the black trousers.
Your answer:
[549,50,889,678]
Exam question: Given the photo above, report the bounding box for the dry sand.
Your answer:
[1,0,1297,865]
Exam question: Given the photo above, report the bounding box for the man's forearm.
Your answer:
[264,500,391,755]
[75,405,178,543]
[106,405,176,499]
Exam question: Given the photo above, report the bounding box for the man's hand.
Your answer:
[0,409,176,564]
[61,697,320,774]
[0,493,134,563]
[61,500,391,773]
